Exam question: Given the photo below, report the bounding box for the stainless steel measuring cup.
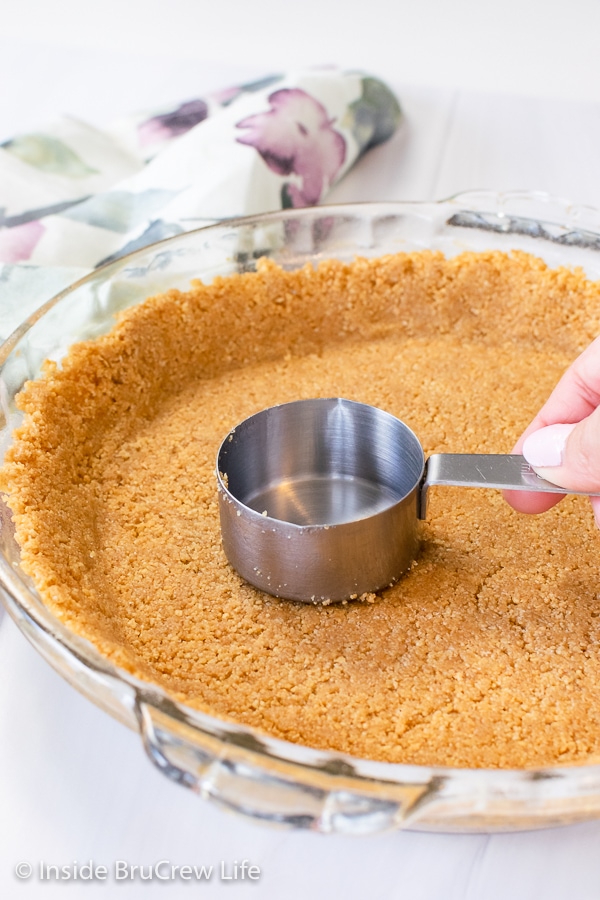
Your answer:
[216,398,583,603]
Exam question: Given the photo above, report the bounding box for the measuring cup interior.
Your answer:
[220,399,425,526]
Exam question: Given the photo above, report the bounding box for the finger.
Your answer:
[503,337,600,515]
[502,486,564,515]
[503,422,569,516]
[524,410,600,493]
[502,422,576,514]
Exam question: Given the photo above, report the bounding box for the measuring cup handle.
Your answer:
[418,453,583,520]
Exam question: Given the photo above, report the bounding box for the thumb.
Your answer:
[523,409,600,493]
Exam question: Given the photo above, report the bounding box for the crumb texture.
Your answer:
[3,250,600,769]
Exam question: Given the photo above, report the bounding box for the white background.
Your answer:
[2,2,600,899]
[3,0,600,103]
[2,0,600,138]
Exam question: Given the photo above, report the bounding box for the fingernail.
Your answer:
[522,423,577,467]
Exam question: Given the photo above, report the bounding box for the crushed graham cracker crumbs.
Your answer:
[3,249,600,769]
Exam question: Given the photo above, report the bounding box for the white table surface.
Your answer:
[3,17,600,899]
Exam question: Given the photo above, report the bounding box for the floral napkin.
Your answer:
[0,68,401,341]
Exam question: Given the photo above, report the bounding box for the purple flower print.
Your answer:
[0,220,45,263]
[236,88,346,208]
[138,99,209,148]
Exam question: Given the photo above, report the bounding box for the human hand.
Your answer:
[504,334,600,526]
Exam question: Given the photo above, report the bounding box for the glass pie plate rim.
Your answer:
[2,190,600,835]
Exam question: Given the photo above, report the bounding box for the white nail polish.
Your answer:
[522,423,576,468]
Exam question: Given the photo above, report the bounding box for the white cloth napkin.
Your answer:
[0,68,401,341]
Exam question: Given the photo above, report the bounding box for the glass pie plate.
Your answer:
[3,191,600,835]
